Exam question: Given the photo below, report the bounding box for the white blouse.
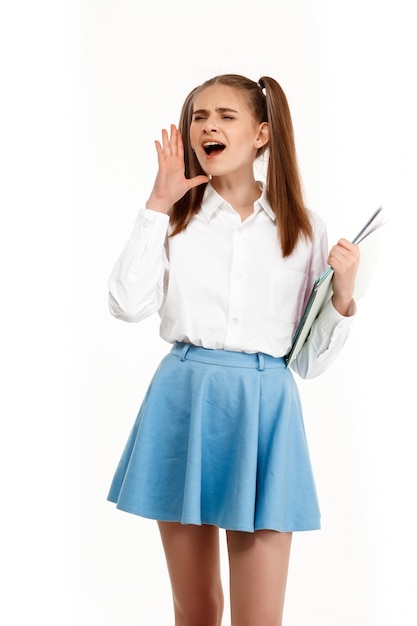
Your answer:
[108,183,355,379]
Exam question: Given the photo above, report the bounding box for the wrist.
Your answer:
[145,195,172,214]
[331,294,354,317]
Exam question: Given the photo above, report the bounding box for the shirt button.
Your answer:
[142,219,150,228]
[231,317,239,324]
[234,272,242,279]
[236,227,243,235]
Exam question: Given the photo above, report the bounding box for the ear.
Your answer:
[255,122,269,148]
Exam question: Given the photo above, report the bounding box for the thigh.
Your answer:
[226,529,292,626]
[158,522,224,625]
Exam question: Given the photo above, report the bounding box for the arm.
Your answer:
[291,238,360,379]
[107,209,170,322]
[328,238,360,317]
[108,125,209,322]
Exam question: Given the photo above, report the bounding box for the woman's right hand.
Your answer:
[146,124,209,214]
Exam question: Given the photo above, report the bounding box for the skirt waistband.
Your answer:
[170,342,286,371]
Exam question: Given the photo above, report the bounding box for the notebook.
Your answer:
[284,207,386,367]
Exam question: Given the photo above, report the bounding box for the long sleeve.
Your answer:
[107,184,357,367]
[108,209,170,322]
[290,298,356,379]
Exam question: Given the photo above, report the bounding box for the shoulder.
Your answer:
[307,209,327,239]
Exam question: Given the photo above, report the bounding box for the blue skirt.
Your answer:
[107,342,321,532]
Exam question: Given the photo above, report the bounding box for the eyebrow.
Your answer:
[192,107,239,115]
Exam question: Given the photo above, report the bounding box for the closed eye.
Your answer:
[193,107,239,122]
[192,115,235,124]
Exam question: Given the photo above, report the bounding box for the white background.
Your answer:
[1,1,416,624]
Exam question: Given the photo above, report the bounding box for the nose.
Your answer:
[203,121,217,134]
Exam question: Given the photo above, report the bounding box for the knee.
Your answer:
[174,586,223,626]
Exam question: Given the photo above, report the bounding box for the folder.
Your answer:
[285,207,386,367]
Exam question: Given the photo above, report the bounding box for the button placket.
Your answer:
[224,225,245,348]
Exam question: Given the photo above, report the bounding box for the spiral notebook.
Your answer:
[284,206,386,367]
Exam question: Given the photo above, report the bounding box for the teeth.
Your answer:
[203,141,225,156]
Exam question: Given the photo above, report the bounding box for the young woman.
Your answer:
[107,74,360,626]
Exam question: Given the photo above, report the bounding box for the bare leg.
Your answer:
[158,521,224,626]
[226,529,292,626]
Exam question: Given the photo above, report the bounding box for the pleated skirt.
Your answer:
[107,342,321,532]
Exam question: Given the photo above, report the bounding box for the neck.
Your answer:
[211,177,261,219]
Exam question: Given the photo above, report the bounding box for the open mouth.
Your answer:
[203,142,225,156]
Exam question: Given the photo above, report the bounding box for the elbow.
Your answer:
[109,307,143,323]
[291,361,321,380]
[291,346,334,379]
[108,292,159,323]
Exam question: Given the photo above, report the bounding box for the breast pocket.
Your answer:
[268,269,307,324]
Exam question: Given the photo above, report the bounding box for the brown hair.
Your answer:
[170,74,313,257]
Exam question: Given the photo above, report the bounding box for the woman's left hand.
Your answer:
[328,238,360,317]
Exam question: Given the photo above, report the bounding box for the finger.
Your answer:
[328,248,350,270]
[328,244,346,262]
[329,249,360,273]
[338,239,359,257]
[337,237,351,248]
[328,240,359,263]
[329,247,350,264]
[161,128,171,155]
[154,139,163,158]
[176,128,185,159]
[187,174,210,190]
[169,124,178,155]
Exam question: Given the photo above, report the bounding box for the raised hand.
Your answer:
[328,238,360,316]
[146,124,209,214]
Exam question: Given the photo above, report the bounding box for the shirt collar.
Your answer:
[201,181,276,222]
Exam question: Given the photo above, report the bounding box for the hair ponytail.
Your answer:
[258,76,313,256]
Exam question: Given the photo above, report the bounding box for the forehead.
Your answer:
[192,84,250,112]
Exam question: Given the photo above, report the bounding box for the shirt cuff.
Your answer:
[316,298,357,333]
[131,208,170,241]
